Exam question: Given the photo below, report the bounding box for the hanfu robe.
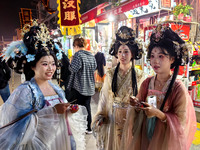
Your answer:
[92,67,144,150]
[121,76,196,150]
[0,78,87,150]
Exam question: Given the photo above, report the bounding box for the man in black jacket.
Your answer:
[0,57,11,102]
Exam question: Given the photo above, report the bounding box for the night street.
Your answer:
[1,0,200,149]
[0,72,200,150]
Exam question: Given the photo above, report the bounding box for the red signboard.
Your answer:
[57,0,81,35]
[171,23,190,41]
[85,39,91,50]
[59,0,81,26]
[95,0,149,23]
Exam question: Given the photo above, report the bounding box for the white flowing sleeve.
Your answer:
[91,70,113,149]
[68,105,88,150]
[20,107,61,149]
[0,84,62,150]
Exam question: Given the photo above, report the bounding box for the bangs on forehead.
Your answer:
[118,45,130,50]
[152,47,169,55]
[40,55,55,61]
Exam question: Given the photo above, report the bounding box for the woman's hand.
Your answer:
[130,96,140,107]
[140,102,166,121]
[70,104,79,113]
[96,117,104,126]
[139,102,157,118]
[54,103,70,114]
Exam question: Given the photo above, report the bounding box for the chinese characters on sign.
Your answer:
[95,0,149,23]
[57,0,81,35]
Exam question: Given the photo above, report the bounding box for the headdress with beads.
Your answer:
[148,24,189,66]
[1,20,63,63]
[109,26,143,60]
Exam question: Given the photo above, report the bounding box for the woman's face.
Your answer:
[117,45,133,65]
[32,55,56,81]
[150,47,174,74]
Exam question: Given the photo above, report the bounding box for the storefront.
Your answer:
[80,0,150,67]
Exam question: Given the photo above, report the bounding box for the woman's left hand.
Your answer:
[70,104,79,113]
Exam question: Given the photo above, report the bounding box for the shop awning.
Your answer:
[81,7,97,24]
[81,2,109,24]
[95,0,149,23]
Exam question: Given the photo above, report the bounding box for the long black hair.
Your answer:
[109,26,143,97]
[95,52,106,78]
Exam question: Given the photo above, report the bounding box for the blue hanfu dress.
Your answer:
[0,78,87,150]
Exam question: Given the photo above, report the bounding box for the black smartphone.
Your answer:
[139,102,148,107]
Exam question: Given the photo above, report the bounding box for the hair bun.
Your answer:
[109,26,143,60]
[116,26,136,42]
[149,24,189,66]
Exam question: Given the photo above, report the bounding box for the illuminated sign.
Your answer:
[57,0,82,35]
[124,0,159,19]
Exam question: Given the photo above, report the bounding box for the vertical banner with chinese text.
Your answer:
[57,0,82,35]
[19,8,32,29]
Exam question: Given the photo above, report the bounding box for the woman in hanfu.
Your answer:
[0,22,87,150]
[92,26,145,150]
[121,24,196,150]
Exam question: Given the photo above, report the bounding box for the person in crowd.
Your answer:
[92,26,145,150]
[67,37,97,134]
[121,24,196,150]
[0,22,87,150]
[94,52,106,91]
[55,41,71,100]
[0,56,11,103]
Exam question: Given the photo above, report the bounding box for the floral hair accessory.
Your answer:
[151,24,165,43]
[54,43,63,60]
[26,54,36,62]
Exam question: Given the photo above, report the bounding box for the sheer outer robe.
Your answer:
[92,67,145,150]
[0,78,87,150]
[121,77,196,150]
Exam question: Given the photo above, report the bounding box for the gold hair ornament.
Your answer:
[151,24,189,65]
[117,30,136,39]
[21,19,39,37]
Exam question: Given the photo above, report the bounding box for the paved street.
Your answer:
[0,71,200,149]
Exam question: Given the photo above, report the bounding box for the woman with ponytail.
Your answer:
[121,24,196,150]
[92,26,145,150]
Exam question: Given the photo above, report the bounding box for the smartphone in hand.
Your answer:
[139,102,148,108]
